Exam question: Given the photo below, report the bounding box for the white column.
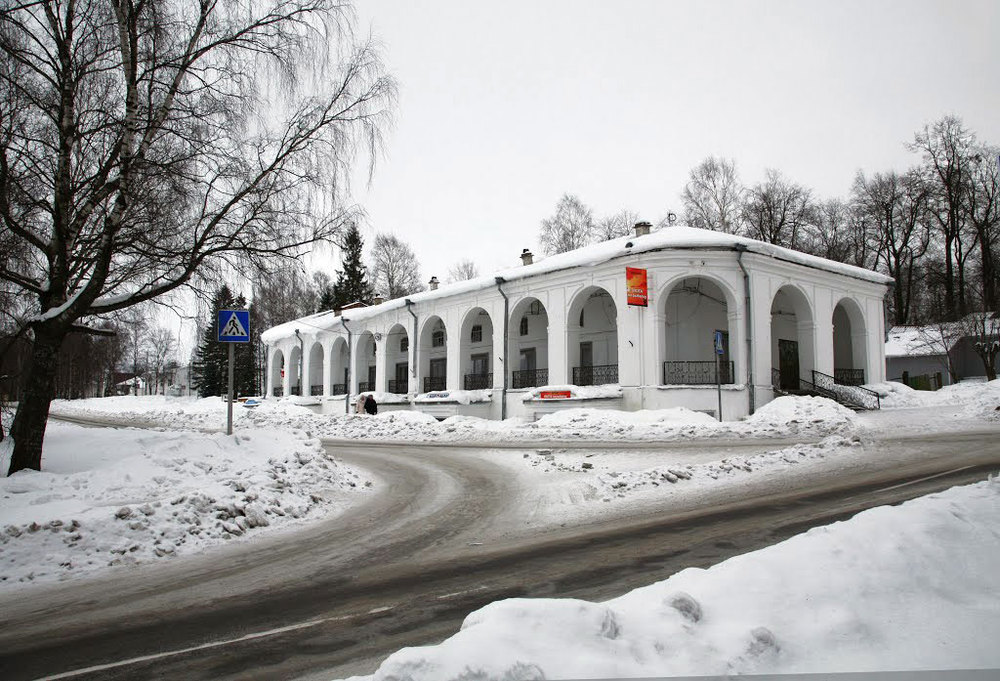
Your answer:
[374,332,388,393]
[547,289,568,385]
[446,314,461,391]
[813,294,835,376]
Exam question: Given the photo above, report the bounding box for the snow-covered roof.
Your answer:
[885,326,955,358]
[262,226,893,344]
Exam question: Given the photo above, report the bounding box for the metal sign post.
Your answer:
[714,330,724,422]
[217,309,251,435]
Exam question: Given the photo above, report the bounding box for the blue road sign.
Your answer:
[714,330,725,355]
[218,309,250,343]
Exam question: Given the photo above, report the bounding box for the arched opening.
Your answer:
[354,331,377,393]
[287,345,302,396]
[386,323,410,394]
[460,308,494,390]
[770,285,815,391]
[567,287,618,386]
[509,297,549,388]
[308,341,324,396]
[419,315,448,392]
[832,298,868,385]
[661,277,735,385]
[270,349,284,397]
[330,337,349,395]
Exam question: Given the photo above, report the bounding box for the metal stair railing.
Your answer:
[812,370,880,410]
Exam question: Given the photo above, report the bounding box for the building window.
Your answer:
[579,309,585,327]
[432,329,445,347]
[471,324,482,343]
[372,342,377,356]
[519,316,528,336]
[400,336,408,353]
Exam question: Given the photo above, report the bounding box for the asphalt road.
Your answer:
[0,422,997,681]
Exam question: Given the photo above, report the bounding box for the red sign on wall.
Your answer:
[626,267,648,307]
[539,390,572,399]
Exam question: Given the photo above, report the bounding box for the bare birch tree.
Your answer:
[681,156,743,234]
[740,169,814,249]
[447,258,479,282]
[0,0,395,474]
[909,116,977,320]
[539,193,595,254]
[595,209,639,241]
[370,233,423,298]
[852,169,930,325]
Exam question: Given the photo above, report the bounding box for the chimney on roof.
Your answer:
[373,294,385,305]
[428,276,439,291]
[634,221,652,237]
[520,248,534,266]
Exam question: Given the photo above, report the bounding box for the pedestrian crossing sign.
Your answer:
[218,309,250,343]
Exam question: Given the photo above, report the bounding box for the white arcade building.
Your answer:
[260,224,890,420]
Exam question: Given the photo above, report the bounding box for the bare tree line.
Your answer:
[679,115,997,325]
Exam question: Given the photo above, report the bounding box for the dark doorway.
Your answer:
[430,358,446,378]
[471,353,489,376]
[778,339,799,390]
[395,362,408,385]
[519,347,536,371]
[579,341,593,368]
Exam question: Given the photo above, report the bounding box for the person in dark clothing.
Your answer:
[364,394,378,415]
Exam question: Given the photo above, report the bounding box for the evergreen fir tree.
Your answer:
[333,223,373,307]
[192,286,257,397]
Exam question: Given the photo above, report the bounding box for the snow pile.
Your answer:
[962,380,1000,421]
[52,394,861,443]
[522,384,623,401]
[358,391,411,405]
[588,435,863,501]
[741,395,857,436]
[352,477,1000,680]
[413,389,492,404]
[867,378,1000,412]
[534,407,716,429]
[0,423,370,588]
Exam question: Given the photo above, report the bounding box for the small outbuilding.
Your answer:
[261,225,891,420]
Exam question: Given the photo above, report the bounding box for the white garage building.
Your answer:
[260,224,890,420]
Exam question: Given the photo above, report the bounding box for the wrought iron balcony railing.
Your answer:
[310,384,323,396]
[289,385,301,396]
[463,373,492,390]
[423,376,447,392]
[663,360,734,385]
[512,368,548,389]
[330,383,346,396]
[357,382,372,393]
[572,364,618,386]
[387,380,408,394]
[273,386,284,397]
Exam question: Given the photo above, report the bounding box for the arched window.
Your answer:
[471,324,482,343]
[432,329,445,347]
[519,316,528,336]
[400,336,408,353]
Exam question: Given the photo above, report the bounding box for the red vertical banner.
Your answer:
[626,267,648,307]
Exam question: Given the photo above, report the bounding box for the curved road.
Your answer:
[0,420,997,680]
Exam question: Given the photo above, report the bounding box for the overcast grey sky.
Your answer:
[336,0,998,283]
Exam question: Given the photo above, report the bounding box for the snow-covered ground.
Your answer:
[47,379,1000,445]
[0,380,995,681]
[346,475,1000,680]
[49,391,866,443]
[0,422,372,588]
